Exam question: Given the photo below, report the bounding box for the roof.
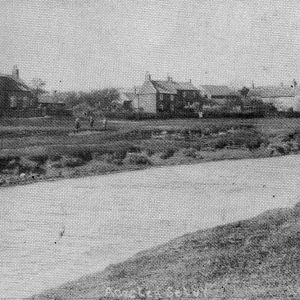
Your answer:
[199,85,239,97]
[123,92,138,102]
[248,86,299,98]
[151,80,198,94]
[38,93,64,104]
[0,75,32,92]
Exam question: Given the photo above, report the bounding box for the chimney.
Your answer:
[252,81,255,89]
[12,65,19,79]
[167,75,173,82]
[292,79,297,89]
[189,79,192,83]
[145,72,151,81]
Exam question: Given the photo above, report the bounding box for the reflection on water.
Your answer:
[1,155,300,298]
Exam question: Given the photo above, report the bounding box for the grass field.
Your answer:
[0,116,300,186]
[33,201,300,299]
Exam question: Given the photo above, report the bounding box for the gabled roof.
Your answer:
[38,93,65,104]
[0,75,32,92]
[151,80,198,94]
[248,86,298,98]
[123,92,138,102]
[199,85,239,97]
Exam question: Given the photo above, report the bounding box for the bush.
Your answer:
[145,148,156,156]
[160,148,176,159]
[214,137,228,149]
[76,150,93,162]
[111,158,123,165]
[27,154,49,164]
[183,148,197,158]
[61,156,84,168]
[112,149,128,160]
[127,153,152,165]
[19,157,39,173]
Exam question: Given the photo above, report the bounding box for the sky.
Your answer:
[1,0,300,92]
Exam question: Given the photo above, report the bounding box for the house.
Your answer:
[114,88,140,110]
[0,66,40,118]
[0,66,37,112]
[199,85,241,102]
[199,85,241,111]
[137,73,201,114]
[247,84,300,112]
[38,92,71,116]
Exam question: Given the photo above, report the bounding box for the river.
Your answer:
[1,155,300,298]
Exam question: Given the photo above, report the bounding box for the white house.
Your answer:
[248,84,300,112]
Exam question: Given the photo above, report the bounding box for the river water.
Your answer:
[1,155,300,298]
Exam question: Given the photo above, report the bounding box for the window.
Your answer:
[193,91,196,98]
[170,104,174,112]
[183,91,186,98]
[160,94,163,101]
[10,96,17,108]
[159,104,164,111]
[23,96,29,108]
[170,95,175,102]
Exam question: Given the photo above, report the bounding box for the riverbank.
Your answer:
[1,117,299,188]
[33,201,300,299]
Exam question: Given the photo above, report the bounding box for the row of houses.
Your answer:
[1,67,300,117]
[118,73,300,114]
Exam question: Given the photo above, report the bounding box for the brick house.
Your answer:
[137,73,201,114]
[0,66,38,117]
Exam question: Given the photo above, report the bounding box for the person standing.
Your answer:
[103,117,107,130]
[75,117,81,133]
[89,116,94,129]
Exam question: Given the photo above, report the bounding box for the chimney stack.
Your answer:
[12,65,19,79]
[145,72,151,81]
[167,75,173,82]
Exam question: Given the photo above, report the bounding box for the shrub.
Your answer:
[127,153,152,165]
[61,156,84,168]
[49,154,62,162]
[160,148,176,159]
[214,137,228,149]
[145,148,156,156]
[127,145,141,153]
[48,160,63,168]
[76,150,93,162]
[112,149,128,160]
[19,157,39,173]
[111,158,123,165]
[183,148,197,158]
[27,154,49,164]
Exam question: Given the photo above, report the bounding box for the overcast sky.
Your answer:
[1,0,300,91]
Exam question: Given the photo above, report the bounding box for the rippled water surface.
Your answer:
[1,156,300,298]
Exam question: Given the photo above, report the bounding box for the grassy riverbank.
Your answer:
[0,117,300,187]
[33,201,300,299]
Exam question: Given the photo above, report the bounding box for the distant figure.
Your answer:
[89,116,94,129]
[103,117,107,130]
[75,117,81,133]
[198,111,203,118]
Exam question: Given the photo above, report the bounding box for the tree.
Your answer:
[239,86,250,98]
[31,78,47,98]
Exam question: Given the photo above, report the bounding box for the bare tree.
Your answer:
[31,78,47,98]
